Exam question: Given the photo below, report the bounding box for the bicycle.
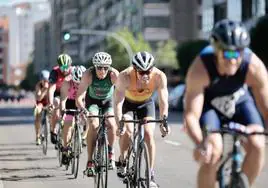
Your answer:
[118,113,168,188]
[203,122,268,188]
[40,106,49,155]
[61,109,84,178]
[83,110,114,188]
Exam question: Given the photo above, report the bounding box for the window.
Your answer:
[214,2,227,23]
[197,15,202,30]
[144,16,170,28]
[242,0,252,21]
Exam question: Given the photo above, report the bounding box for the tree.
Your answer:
[105,27,152,71]
[176,39,209,78]
[20,63,38,91]
[250,15,268,67]
[154,40,178,69]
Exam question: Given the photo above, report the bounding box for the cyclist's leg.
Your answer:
[117,100,134,177]
[232,99,265,185]
[197,107,223,188]
[103,98,117,169]
[50,96,60,144]
[34,102,43,144]
[84,98,99,176]
[61,99,75,165]
[137,99,156,179]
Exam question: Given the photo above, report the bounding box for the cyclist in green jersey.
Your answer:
[76,52,119,177]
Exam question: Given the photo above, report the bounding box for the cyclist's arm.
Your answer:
[48,70,57,106]
[110,67,119,84]
[60,80,69,112]
[35,83,42,100]
[184,57,209,146]
[246,53,268,128]
[113,71,128,125]
[76,69,92,109]
[157,71,169,119]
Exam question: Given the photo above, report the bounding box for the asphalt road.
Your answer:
[0,107,267,188]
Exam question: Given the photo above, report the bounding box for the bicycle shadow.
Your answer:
[0,166,58,173]
[0,156,56,162]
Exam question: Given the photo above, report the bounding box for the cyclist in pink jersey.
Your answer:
[60,65,86,165]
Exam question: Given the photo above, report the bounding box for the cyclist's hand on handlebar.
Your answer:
[117,119,126,136]
[160,123,170,137]
[47,104,54,114]
[194,142,213,164]
[80,107,88,116]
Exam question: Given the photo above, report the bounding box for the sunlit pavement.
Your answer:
[0,106,267,188]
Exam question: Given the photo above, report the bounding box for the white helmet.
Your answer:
[132,51,154,71]
[92,52,112,66]
[71,65,86,83]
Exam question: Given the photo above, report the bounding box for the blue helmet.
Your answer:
[39,70,50,81]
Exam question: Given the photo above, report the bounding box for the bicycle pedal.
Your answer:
[123,177,129,184]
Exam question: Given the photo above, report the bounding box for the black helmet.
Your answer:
[210,19,250,50]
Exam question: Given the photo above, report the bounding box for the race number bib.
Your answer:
[211,88,245,118]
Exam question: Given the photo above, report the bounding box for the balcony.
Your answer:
[143,3,170,16]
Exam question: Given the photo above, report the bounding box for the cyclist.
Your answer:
[60,65,86,165]
[76,52,119,176]
[34,70,50,145]
[48,53,72,145]
[113,51,170,187]
[184,19,268,188]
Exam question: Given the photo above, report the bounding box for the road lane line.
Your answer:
[164,140,181,146]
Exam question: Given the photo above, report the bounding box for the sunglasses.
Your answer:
[96,66,109,71]
[60,65,70,72]
[136,68,153,75]
[223,50,241,60]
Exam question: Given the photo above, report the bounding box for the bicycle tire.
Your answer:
[137,143,150,188]
[229,172,250,188]
[41,111,48,155]
[72,125,81,178]
[125,146,135,188]
[94,137,108,188]
[57,122,63,167]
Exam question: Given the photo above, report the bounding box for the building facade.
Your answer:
[0,16,9,84]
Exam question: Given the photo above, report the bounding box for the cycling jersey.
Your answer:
[199,45,263,128]
[49,66,70,93]
[125,67,156,103]
[87,67,114,100]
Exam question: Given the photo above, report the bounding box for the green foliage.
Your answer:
[20,63,38,91]
[105,27,152,71]
[155,40,178,69]
[250,15,268,67]
[176,39,209,78]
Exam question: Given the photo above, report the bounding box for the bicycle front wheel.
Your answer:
[57,122,63,167]
[94,137,108,188]
[41,113,48,155]
[229,172,249,188]
[71,125,81,178]
[137,143,150,188]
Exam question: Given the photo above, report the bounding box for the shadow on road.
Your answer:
[0,166,58,173]
[0,174,55,181]
[0,156,56,162]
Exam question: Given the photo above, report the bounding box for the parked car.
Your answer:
[152,84,185,112]
[168,84,185,111]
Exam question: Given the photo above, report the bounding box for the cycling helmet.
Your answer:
[210,19,250,50]
[72,65,86,83]
[92,52,112,66]
[132,51,154,71]
[39,70,50,81]
[57,53,72,66]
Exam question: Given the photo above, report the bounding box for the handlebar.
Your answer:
[119,115,168,137]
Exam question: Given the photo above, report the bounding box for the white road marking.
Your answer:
[164,140,181,146]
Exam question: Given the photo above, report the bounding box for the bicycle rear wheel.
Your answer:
[71,125,81,178]
[41,112,48,155]
[137,143,150,188]
[94,137,108,188]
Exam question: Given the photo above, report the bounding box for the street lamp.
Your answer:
[63,29,133,65]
